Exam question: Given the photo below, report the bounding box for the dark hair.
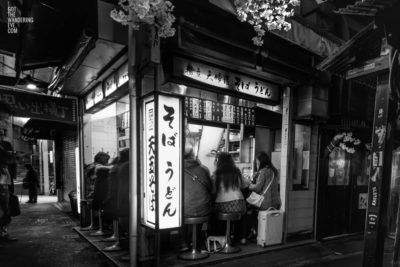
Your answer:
[25,163,33,170]
[0,100,13,115]
[215,152,242,191]
[256,152,278,176]
[119,148,129,163]
[94,152,110,165]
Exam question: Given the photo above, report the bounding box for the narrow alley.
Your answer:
[0,197,113,267]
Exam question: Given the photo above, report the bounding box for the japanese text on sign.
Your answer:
[158,95,181,229]
[174,57,279,102]
[143,98,156,226]
[0,88,77,123]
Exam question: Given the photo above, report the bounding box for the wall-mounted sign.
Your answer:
[85,62,129,112]
[173,57,280,103]
[117,63,129,89]
[184,97,255,126]
[94,84,104,104]
[104,75,117,97]
[0,87,77,123]
[141,93,182,230]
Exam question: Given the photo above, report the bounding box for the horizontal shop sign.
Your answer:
[346,55,389,80]
[0,88,77,123]
[173,57,280,103]
[85,62,129,112]
[185,97,255,126]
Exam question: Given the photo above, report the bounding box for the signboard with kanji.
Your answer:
[173,57,280,103]
[0,88,77,123]
[141,93,183,230]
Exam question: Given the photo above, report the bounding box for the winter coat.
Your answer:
[184,158,212,217]
[92,166,110,210]
[248,167,281,210]
[24,169,39,189]
[102,164,119,220]
[117,161,129,218]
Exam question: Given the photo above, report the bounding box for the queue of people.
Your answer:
[182,143,281,251]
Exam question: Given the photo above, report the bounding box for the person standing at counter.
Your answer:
[244,152,281,240]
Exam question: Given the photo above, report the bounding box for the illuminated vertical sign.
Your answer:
[157,95,181,229]
[141,94,182,230]
[143,96,156,227]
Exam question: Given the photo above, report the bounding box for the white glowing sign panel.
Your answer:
[94,85,104,104]
[143,97,156,227]
[157,95,182,229]
[174,57,279,103]
[105,75,117,97]
[117,63,129,88]
[85,91,95,110]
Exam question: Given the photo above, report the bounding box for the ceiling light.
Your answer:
[27,83,37,90]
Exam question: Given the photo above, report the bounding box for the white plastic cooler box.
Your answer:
[257,209,284,247]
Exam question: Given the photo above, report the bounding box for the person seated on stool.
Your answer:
[212,152,247,244]
[179,143,212,251]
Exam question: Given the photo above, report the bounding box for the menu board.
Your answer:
[184,97,254,126]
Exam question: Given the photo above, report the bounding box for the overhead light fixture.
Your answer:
[26,83,37,90]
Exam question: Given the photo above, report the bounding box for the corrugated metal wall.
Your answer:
[60,131,77,201]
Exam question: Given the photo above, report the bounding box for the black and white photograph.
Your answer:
[1,0,400,266]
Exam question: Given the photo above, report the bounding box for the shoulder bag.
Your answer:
[246,172,274,208]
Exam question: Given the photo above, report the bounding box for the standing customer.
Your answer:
[247,152,281,211]
[0,100,17,241]
[245,152,281,240]
[24,164,39,203]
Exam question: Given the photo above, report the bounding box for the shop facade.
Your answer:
[73,1,348,266]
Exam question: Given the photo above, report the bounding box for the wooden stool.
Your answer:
[178,216,209,261]
[217,212,241,254]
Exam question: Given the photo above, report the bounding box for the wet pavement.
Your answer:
[0,196,113,267]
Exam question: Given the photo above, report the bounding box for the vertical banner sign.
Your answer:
[143,96,156,228]
[280,87,292,213]
[157,95,181,229]
[363,75,396,267]
[141,94,182,230]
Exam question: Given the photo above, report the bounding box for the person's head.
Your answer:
[119,148,129,163]
[184,141,195,160]
[256,152,278,175]
[94,152,110,165]
[25,163,33,170]
[215,152,241,191]
[0,100,12,139]
[110,156,120,165]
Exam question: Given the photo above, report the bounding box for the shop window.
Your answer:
[292,124,311,190]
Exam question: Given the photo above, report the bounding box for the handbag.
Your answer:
[246,173,274,208]
[9,194,21,217]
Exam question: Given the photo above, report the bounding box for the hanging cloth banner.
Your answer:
[0,88,77,123]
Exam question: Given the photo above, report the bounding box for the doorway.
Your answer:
[316,130,368,239]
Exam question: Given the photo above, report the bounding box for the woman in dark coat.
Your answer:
[24,164,39,203]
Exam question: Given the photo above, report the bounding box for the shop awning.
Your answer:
[315,22,383,74]
[209,0,342,58]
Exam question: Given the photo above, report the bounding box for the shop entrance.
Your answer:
[316,130,369,239]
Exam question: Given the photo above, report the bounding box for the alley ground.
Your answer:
[0,192,397,267]
[0,195,114,267]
